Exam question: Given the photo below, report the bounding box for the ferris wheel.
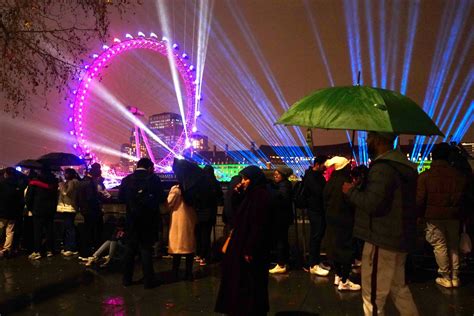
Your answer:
[67,32,201,170]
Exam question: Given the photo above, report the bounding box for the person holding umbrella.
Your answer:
[25,167,59,260]
[167,158,201,281]
[343,132,419,316]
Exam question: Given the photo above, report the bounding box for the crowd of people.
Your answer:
[0,132,472,315]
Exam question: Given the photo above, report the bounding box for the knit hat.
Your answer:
[324,156,350,171]
[275,165,293,178]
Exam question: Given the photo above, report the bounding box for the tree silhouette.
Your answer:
[0,0,136,116]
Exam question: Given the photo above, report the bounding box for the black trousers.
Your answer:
[79,213,103,257]
[172,253,194,280]
[195,221,213,261]
[307,211,326,266]
[274,224,290,266]
[122,232,155,287]
[33,216,54,253]
[334,261,352,282]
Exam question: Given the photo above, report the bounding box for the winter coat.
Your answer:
[222,175,242,225]
[167,185,197,254]
[346,150,418,253]
[57,178,80,213]
[195,176,223,224]
[77,176,102,217]
[303,169,326,213]
[119,169,166,242]
[323,169,354,263]
[25,174,59,218]
[270,178,294,228]
[417,160,469,220]
[0,177,26,219]
[215,166,272,315]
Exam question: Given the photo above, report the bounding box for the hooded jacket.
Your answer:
[346,150,418,253]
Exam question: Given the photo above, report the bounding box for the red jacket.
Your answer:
[417,160,468,220]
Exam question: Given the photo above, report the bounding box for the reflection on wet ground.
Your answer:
[0,255,473,315]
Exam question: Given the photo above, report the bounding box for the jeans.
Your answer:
[33,216,54,253]
[93,240,117,258]
[59,213,76,251]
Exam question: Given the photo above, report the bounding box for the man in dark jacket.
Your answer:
[119,158,166,289]
[25,168,59,260]
[417,142,469,288]
[302,155,329,276]
[343,132,419,316]
[0,168,27,257]
[195,165,223,266]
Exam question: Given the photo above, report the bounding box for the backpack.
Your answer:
[293,181,308,209]
[128,174,156,216]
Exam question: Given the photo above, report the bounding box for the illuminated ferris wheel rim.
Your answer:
[68,32,200,169]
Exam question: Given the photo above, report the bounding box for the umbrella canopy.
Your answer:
[16,159,44,169]
[276,86,443,136]
[172,158,203,191]
[38,152,85,166]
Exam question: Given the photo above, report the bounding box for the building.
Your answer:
[148,112,183,158]
[190,133,209,151]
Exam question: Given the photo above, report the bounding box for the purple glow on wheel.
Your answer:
[68,36,199,169]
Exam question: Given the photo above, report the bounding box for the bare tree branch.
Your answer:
[0,0,137,116]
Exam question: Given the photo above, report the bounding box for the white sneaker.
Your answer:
[338,280,361,291]
[100,256,111,268]
[29,252,42,260]
[85,256,98,266]
[46,251,53,257]
[269,264,287,274]
[334,274,341,285]
[436,277,453,288]
[309,265,329,276]
[62,251,79,257]
[452,278,460,288]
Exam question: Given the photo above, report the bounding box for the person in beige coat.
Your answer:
[168,158,200,281]
[57,168,81,256]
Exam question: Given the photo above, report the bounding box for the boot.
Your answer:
[184,254,194,281]
[172,255,181,280]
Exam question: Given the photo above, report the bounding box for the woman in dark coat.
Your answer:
[215,166,272,315]
[268,166,293,274]
[323,157,361,291]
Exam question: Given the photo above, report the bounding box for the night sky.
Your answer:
[0,0,472,166]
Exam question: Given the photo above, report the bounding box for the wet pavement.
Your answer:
[1,255,473,315]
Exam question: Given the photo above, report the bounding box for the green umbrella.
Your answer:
[276,86,443,136]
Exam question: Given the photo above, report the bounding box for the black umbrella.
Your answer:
[16,159,44,169]
[38,152,85,166]
[172,158,203,191]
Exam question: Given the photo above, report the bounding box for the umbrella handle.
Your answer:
[350,130,356,164]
